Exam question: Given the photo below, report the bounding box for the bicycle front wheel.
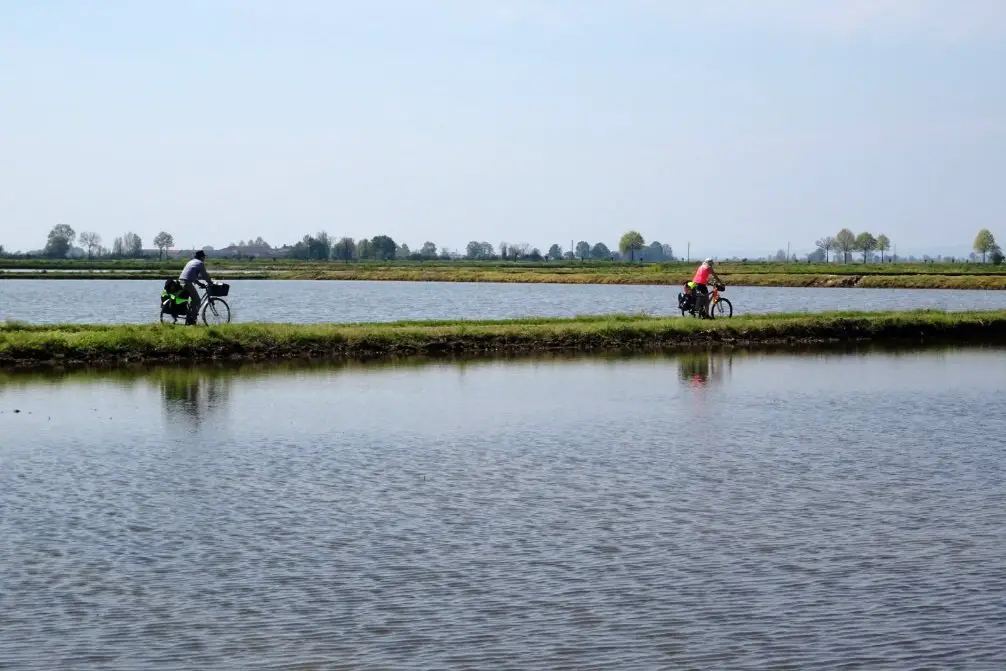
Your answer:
[709,297,733,319]
[201,297,231,325]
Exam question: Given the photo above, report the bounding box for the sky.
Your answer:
[2,0,1005,258]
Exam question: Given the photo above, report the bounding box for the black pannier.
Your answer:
[207,282,230,297]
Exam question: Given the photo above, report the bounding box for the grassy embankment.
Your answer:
[3,310,1006,368]
[4,259,1006,288]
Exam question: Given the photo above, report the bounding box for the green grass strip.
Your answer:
[3,310,1006,368]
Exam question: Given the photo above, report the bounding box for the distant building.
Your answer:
[171,245,290,260]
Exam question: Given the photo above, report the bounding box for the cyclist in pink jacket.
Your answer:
[690,258,722,317]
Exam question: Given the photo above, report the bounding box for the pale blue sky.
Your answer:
[2,1,1005,258]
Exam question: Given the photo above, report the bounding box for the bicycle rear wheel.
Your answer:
[160,308,184,325]
[201,297,231,325]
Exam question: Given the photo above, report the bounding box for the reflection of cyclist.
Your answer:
[689,258,721,318]
[179,250,211,325]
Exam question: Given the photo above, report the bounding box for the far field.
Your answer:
[3,259,1006,289]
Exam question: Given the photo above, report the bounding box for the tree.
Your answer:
[333,237,356,263]
[991,245,1004,266]
[356,238,373,260]
[44,224,76,259]
[465,241,494,260]
[876,234,891,263]
[547,244,563,260]
[835,228,856,264]
[420,241,437,259]
[815,236,836,263]
[370,235,397,260]
[122,232,143,258]
[467,241,494,260]
[591,242,611,260]
[466,241,482,260]
[111,236,125,257]
[498,242,509,260]
[529,247,543,262]
[315,231,332,260]
[619,230,645,262]
[974,229,997,263]
[290,234,330,261]
[575,241,591,260]
[510,243,530,261]
[854,232,877,263]
[290,236,311,260]
[641,241,666,262]
[153,231,174,260]
[79,232,102,260]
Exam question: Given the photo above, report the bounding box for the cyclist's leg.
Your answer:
[183,281,200,324]
[696,283,709,315]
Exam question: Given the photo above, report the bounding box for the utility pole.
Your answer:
[687,241,690,262]
[787,242,791,262]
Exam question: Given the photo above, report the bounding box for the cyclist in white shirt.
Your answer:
[178,250,211,325]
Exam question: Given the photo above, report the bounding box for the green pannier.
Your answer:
[161,279,189,317]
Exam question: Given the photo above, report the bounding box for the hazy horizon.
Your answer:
[3,1,1005,259]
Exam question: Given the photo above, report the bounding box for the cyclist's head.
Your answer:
[195,250,206,260]
[704,258,714,266]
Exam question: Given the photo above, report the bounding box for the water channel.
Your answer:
[3,279,1006,324]
[2,348,1004,669]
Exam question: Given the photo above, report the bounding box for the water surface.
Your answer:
[3,279,1006,324]
[2,349,1005,669]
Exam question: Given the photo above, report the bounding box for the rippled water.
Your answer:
[2,349,1005,669]
[3,279,1006,324]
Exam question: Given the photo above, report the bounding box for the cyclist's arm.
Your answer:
[199,262,211,284]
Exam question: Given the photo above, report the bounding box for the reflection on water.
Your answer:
[0,341,985,390]
[155,368,234,428]
[2,348,1006,669]
[677,352,732,388]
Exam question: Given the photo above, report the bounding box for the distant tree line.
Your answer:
[12,224,999,266]
[18,225,180,260]
[809,228,1003,265]
[280,230,675,263]
[812,229,892,264]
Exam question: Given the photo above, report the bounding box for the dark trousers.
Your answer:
[183,281,201,324]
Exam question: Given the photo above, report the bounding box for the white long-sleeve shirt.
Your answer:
[179,258,210,283]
